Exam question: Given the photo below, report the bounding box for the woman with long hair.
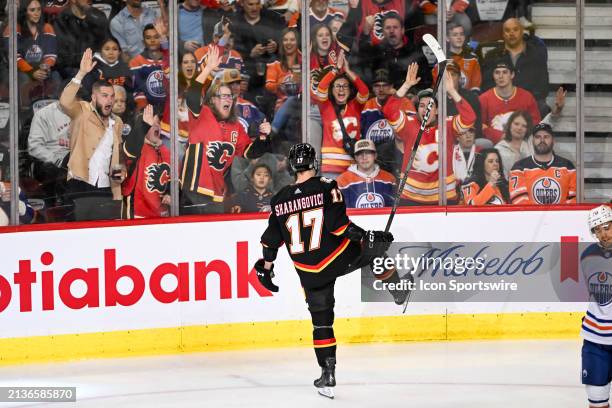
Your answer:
[6,0,58,104]
[308,23,340,168]
[313,50,369,178]
[181,79,272,214]
[266,28,301,112]
[461,148,510,205]
[267,28,302,149]
[495,110,534,179]
[160,51,199,163]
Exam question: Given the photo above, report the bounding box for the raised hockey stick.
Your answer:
[381,34,447,313]
[384,34,447,234]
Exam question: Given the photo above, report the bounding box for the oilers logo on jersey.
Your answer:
[588,271,612,306]
[365,119,393,145]
[355,192,385,208]
[532,177,561,204]
[146,70,166,99]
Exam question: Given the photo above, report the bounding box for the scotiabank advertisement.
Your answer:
[0,207,596,340]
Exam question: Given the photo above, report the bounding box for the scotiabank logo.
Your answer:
[0,242,271,313]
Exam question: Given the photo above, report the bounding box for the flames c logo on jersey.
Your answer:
[145,162,170,193]
[588,271,612,306]
[207,141,235,171]
[532,177,561,204]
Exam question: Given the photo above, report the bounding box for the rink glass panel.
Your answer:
[581,1,612,203]
[2,1,608,226]
[1,4,13,225]
[176,1,303,215]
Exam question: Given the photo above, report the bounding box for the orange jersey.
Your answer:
[461,181,507,205]
[509,155,576,205]
[432,48,482,92]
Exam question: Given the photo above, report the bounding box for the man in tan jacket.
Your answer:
[60,48,124,221]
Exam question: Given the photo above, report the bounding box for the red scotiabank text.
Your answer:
[0,241,272,313]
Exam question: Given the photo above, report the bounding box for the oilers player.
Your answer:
[255,143,409,399]
[581,205,612,408]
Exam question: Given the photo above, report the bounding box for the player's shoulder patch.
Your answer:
[581,243,605,261]
[320,177,333,184]
[553,154,576,170]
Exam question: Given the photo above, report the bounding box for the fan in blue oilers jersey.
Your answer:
[336,139,395,208]
[256,143,410,399]
[129,24,168,111]
[580,205,612,408]
[361,68,415,146]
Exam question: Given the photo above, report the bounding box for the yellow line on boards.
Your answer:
[0,312,583,366]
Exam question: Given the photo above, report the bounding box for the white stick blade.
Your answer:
[422,34,446,64]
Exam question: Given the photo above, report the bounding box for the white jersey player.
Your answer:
[580,205,612,408]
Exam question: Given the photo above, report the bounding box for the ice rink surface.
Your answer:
[0,339,584,407]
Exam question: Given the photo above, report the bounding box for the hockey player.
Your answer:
[256,143,408,399]
[581,204,612,408]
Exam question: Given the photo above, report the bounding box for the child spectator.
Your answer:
[82,37,132,100]
[121,105,170,218]
[231,163,273,213]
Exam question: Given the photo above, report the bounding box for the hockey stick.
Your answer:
[384,34,447,233]
[381,34,447,313]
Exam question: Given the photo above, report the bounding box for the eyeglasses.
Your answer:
[333,84,349,90]
[215,93,234,100]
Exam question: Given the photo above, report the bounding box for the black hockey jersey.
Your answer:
[260,176,362,289]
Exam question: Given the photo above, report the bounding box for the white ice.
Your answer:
[0,339,584,407]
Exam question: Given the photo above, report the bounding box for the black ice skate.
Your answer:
[314,357,336,399]
[394,273,414,313]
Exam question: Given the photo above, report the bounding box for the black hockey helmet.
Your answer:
[288,143,318,173]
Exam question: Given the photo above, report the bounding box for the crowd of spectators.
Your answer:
[0,0,578,225]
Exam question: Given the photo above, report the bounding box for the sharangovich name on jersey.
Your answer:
[273,193,324,217]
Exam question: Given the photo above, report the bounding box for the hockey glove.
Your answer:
[254,259,279,292]
[362,231,394,258]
